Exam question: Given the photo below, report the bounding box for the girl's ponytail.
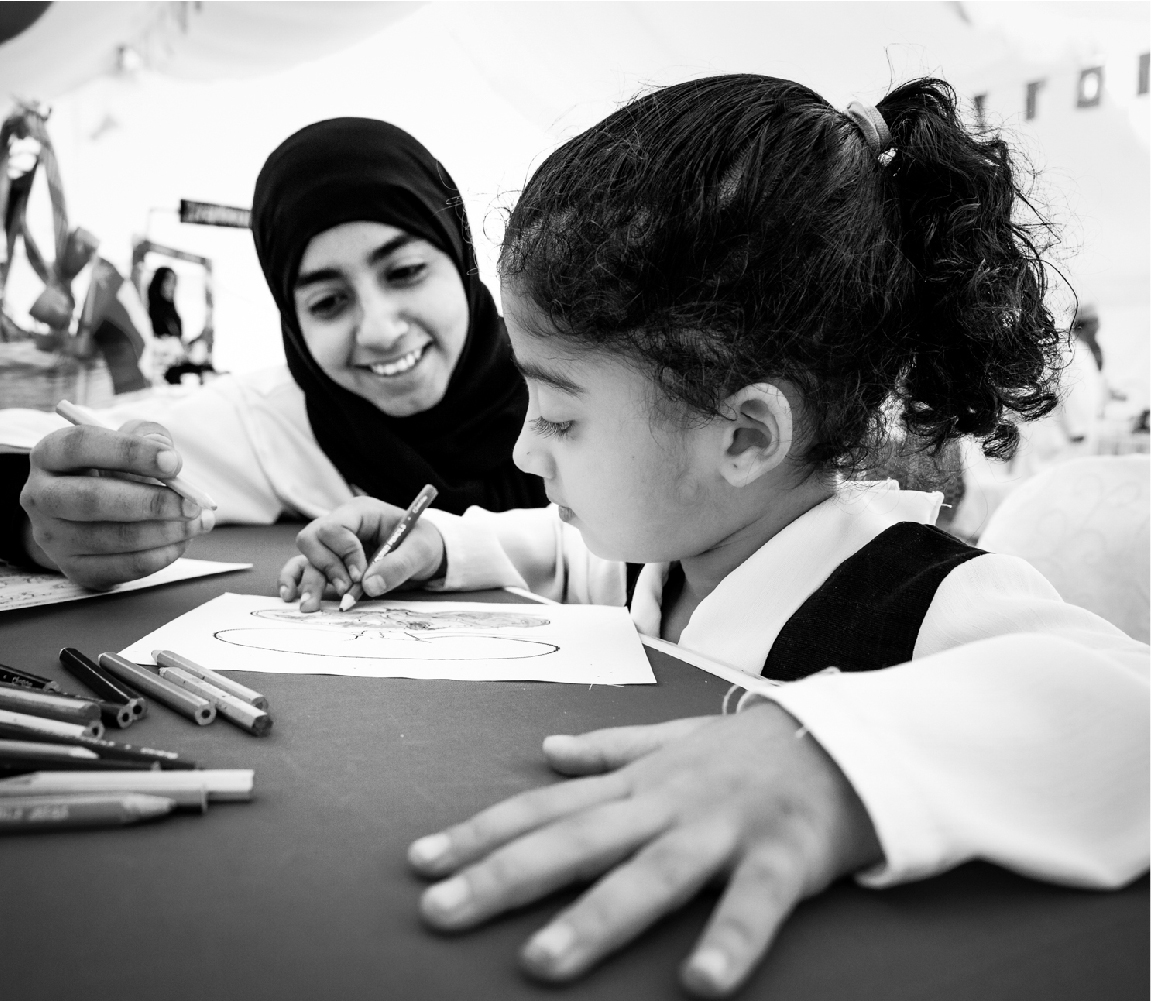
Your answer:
[874,79,1061,459]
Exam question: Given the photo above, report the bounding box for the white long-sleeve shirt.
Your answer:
[0,367,354,523]
[420,481,1150,891]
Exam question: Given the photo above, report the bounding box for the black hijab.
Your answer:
[147,267,182,339]
[250,118,545,514]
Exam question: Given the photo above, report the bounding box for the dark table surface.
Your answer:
[0,524,1146,1001]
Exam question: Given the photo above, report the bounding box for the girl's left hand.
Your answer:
[407,702,882,997]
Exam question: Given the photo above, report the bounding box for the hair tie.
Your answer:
[845,102,895,164]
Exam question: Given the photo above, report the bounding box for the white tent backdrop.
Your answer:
[2,1,1146,403]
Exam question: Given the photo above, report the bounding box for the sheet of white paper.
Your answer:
[0,559,252,613]
[119,592,656,685]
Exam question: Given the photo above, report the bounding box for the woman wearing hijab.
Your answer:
[0,119,546,589]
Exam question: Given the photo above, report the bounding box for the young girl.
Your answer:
[283,77,1149,996]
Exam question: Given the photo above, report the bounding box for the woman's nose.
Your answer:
[357,294,409,348]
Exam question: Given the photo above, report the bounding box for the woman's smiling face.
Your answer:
[293,221,469,417]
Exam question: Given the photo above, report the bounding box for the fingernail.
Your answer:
[279,586,290,602]
[525,923,576,966]
[334,579,347,596]
[349,565,362,583]
[424,877,469,917]
[687,949,730,990]
[156,450,179,475]
[199,508,215,532]
[363,576,382,596]
[182,498,200,518]
[300,593,312,607]
[144,432,173,445]
[542,734,578,754]
[409,832,450,867]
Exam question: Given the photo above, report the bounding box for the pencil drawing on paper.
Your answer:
[213,606,560,661]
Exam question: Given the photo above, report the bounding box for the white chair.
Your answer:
[978,455,1150,643]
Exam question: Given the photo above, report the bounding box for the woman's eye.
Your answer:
[306,291,347,319]
[530,417,574,439]
[386,261,427,285]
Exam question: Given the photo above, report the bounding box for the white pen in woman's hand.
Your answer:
[339,484,439,611]
[55,400,218,511]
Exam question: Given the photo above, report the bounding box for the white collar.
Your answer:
[629,482,942,675]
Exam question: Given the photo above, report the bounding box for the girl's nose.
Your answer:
[513,421,551,479]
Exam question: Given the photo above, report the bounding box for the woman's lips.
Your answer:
[360,342,430,378]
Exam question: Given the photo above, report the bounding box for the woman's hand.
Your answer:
[281,496,446,611]
[19,421,213,590]
[408,703,882,997]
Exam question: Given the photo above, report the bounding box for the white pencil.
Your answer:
[0,768,255,806]
[55,400,217,511]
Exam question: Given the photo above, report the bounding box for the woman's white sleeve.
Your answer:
[766,552,1150,890]
[0,369,354,524]
[422,505,626,605]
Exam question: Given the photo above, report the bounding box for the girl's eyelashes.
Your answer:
[529,416,574,439]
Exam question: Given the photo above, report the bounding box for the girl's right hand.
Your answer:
[280,497,446,612]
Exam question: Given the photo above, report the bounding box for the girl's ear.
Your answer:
[718,383,793,488]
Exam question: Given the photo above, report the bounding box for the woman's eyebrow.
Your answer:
[295,235,419,289]
[514,357,584,396]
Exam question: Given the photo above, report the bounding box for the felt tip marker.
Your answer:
[0,793,177,831]
[340,484,438,611]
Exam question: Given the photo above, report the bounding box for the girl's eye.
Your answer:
[385,261,427,285]
[530,416,574,439]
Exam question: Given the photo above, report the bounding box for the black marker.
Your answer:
[58,649,147,720]
[0,664,61,693]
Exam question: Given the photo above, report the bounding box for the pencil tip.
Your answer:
[339,594,356,612]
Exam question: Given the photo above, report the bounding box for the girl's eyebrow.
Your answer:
[295,234,418,290]
[514,357,584,396]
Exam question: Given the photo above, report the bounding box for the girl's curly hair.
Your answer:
[499,74,1063,471]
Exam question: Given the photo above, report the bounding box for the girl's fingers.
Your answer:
[680,844,807,998]
[295,524,365,594]
[279,555,308,602]
[361,535,437,596]
[409,771,630,879]
[542,716,719,775]
[419,794,670,932]
[297,563,330,612]
[521,818,737,983]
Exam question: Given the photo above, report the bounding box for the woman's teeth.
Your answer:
[367,345,427,377]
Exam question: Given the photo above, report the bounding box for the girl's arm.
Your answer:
[421,505,627,606]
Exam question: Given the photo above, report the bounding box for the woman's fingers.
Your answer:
[542,716,719,775]
[409,771,630,879]
[62,541,193,592]
[23,471,195,524]
[420,794,670,932]
[521,816,736,982]
[31,425,181,479]
[680,844,808,998]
